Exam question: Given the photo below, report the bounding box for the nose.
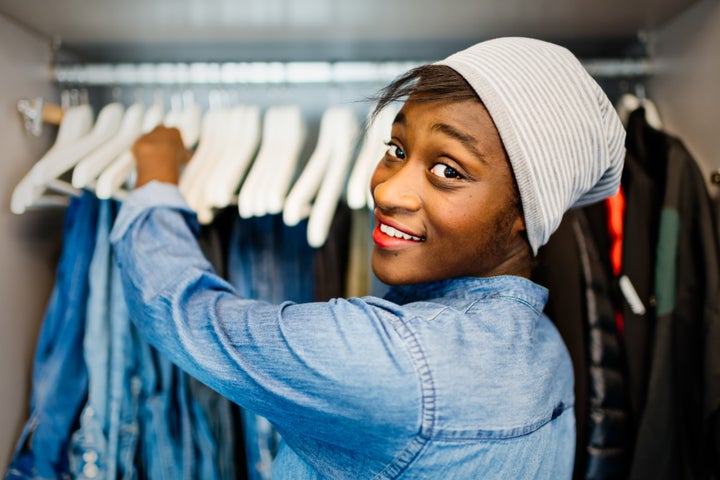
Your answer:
[371,161,422,212]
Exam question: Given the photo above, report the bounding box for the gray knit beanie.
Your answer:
[438,37,626,255]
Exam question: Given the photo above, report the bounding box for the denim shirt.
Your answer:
[110,181,576,479]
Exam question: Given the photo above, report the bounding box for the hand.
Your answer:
[132,125,191,188]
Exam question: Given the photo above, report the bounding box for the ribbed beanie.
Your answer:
[438,37,626,255]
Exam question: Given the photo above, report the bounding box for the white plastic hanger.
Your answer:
[283,107,341,226]
[306,107,359,247]
[640,97,663,130]
[177,89,223,205]
[163,96,202,153]
[95,102,165,199]
[31,102,124,187]
[203,105,261,210]
[346,105,396,210]
[175,97,202,150]
[11,103,94,214]
[71,102,145,189]
[263,105,307,216]
[616,86,662,130]
[193,107,240,225]
[237,105,306,219]
[161,99,202,201]
[616,92,640,127]
[179,108,228,216]
[283,106,360,247]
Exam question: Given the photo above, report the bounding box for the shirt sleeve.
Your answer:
[110,181,419,454]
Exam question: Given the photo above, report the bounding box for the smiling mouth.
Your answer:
[379,223,424,241]
[377,222,425,242]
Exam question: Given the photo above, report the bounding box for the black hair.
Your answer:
[371,64,480,120]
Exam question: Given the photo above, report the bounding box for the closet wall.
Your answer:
[649,0,720,190]
[0,14,65,469]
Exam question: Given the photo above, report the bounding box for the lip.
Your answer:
[373,212,425,249]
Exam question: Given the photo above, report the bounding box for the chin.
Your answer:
[372,269,405,286]
[371,262,435,286]
[371,250,437,286]
[371,260,410,286]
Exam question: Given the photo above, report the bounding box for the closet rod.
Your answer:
[52,58,656,86]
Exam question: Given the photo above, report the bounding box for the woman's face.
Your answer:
[370,97,526,285]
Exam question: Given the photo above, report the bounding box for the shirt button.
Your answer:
[83,451,98,463]
[83,463,99,478]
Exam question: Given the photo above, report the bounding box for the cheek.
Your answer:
[431,196,498,242]
[425,209,481,255]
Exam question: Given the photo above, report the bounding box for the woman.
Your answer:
[112,37,625,478]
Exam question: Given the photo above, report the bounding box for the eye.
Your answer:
[429,162,463,179]
[385,141,406,159]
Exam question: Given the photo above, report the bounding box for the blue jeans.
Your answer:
[136,341,180,480]
[189,377,233,480]
[8,193,225,480]
[108,252,142,480]
[138,342,201,479]
[69,200,113,480]
[5,192,99,480]
[227,214,315,480]
[68,200,142,480]
[229,214,314,309]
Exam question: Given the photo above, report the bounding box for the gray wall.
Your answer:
[0,13,64,469]
[649,0,720,192]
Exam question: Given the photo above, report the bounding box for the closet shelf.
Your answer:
[52,58,658,86]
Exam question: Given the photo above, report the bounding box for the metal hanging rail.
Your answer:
[51,58,657,86]
[52,61,426,86]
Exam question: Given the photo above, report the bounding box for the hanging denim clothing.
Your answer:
[7,191,224,480]
[188,377,232,480]
[278,218,315,304]
[135,340,179,480]
[62,200,142,480]
[108,251,142,480]
[68,200,114,480]
[188,378,226,480]
[227,215,279,480]
[66,200,143,480]
[5,192,99,480]
[227,214,315,480]
[193,208,237,480]
[313,201,351,301]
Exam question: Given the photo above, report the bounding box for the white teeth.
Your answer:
[380,223,422,241]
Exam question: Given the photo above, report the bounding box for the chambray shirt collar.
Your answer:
[383,275,548,311]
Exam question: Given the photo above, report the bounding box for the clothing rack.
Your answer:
[51,58,658,86]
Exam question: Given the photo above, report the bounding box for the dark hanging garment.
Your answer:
[573,209,632,479]
[537,107,720,479]
[534,210,588,479]
[626,111,720,480]
[313,201,352,301]
[535,209,632,480]
[611,151,661,427]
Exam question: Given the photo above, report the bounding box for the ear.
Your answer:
[509,209,532,256]
[511,210,526,236]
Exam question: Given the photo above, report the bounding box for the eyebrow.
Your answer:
[431,123,487,164]
[392,112,487,165]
